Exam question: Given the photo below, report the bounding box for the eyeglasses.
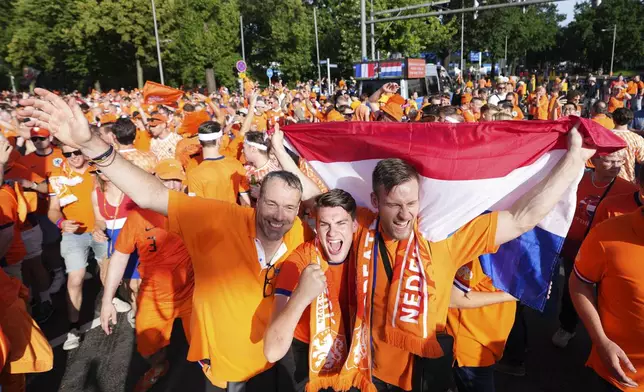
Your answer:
[31,137,47,142]
[263,263,280,298]
[62,150,83,158]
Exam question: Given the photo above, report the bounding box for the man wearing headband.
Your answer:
[186,121,251,206]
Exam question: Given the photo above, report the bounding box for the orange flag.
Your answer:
[142,81,183,107]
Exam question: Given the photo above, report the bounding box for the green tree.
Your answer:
[241,0,314,82]
[166,0,241,88]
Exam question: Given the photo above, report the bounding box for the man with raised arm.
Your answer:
[18,89,320,392]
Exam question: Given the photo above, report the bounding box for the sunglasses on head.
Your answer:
[62,150,83,158]
[31,137,47,142]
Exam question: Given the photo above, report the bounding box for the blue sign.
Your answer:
[470,51,481,62]
[266,68,274,78]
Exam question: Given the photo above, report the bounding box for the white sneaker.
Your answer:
[63,328,81,351]
[127,309,136,329]
[112,298,132,313]
[552,327,576,348]
[48,269,65,294]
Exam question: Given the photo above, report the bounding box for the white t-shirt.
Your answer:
[487,92,507,106]
[150,132,183,161]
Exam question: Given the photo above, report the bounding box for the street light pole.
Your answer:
[151,0,164,85]
[313,8,322,85]
[504,35,508,75]
[240,15,245,63]
[610,24,616,76]
[460,0,464,81]
[361,0,367,60]
[370,0,376,60]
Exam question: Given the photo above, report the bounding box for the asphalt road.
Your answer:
[28,263,603,392]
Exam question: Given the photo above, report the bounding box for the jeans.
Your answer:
[453,365,495,392]
[631,96,642,112]
[558,256,579,333]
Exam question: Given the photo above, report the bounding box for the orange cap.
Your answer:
[148,113,168,125]
[309,92,317,99]
[30,127,50,138]
[381,94,405,122]
[154,159,186,181]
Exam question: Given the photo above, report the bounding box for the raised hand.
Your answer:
[293,264,327,305]
[0,139,13,166]
[568,123,596,162]
[17,88,92,150]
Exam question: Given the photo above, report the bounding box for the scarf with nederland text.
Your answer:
[360,218,444,359]
[307,241,375,392]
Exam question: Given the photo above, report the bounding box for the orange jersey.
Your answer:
[535,95,549,120]
[592,114,615,130]
[134,129,152,152]
[627,81,639,95]
[175,135,203,175]
[560,171,636,260]
[187,157,249,202]
[251,113,269,132]
[608,93,625,113]
[548,96,561,119]
[0,185,26,267]
[354,208,499,390]
[16,148,64,179]
[592,191,642,229]
[167,191,312,382]
[274,241,352,344]
[574,209,644,390]
[447,259,516,367]
[115,208,194,303]
[48,164,97,233]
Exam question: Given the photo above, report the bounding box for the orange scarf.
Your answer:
[307,241,374,392]
[359,219,443,359]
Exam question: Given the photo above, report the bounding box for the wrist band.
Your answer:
[90,145,114,163]
[56,218,64,229]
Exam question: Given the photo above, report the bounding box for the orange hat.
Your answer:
[320,95,327,101]
[30,127,50,138]
[461,93,472,105]
[154,159,186,181]
[381,94,405,122]
[148,113,168,125]
[326,110,345,122]
[309,92,317,99]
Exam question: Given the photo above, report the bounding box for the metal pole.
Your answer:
[504,35,508,75]
[460,0,464,79]
[370,0,376,60]
[9,75,16,94]
[367,0,568,24]
[327,58,332,96]
[151,0,164,85]
[373,0,450,16]
[479,52,482,80]
[313,8,321,84]
[240,15,245,62]
[361,0,367,60]
[610,24,616,76]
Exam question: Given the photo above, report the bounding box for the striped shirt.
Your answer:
[118,147,158,174]
[613,129,644,184]
[151,132,183,161]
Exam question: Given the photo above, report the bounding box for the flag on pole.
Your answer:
[142,81,183,107]
[283,118,626,310]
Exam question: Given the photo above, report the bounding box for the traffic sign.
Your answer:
[469,51,480,62]
[236,60,247,73]
[266,68,274,78]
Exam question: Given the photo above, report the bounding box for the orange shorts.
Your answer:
[135,294,192,357]
[0,299,53,374]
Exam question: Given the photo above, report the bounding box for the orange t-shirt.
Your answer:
[592,114,615,130]
[115,208,194,303]
[187,157,249,202]
[134,129,152,152]
[574,209,644,390]
[251,113,269,132]
[354,208,499,390]
[591,191,642,229]
[548,95,561,120]
[536,95,549,120]
[167,191,312,382]
[608,94,625,113]
[512,106,524,120]
[0,185,27,266]
[0,267,25,315]
[447,259,516,367]
[626,81,639,95]
[175,135,203,175]
[560,171,636,260]
[16,148,64,214]
[274,241,352,344]
[48,165,97,233]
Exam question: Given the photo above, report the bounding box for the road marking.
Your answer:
[48,317,101,348]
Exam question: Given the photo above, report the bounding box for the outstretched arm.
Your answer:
[18,88,169,215]
[494,125,595,246]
